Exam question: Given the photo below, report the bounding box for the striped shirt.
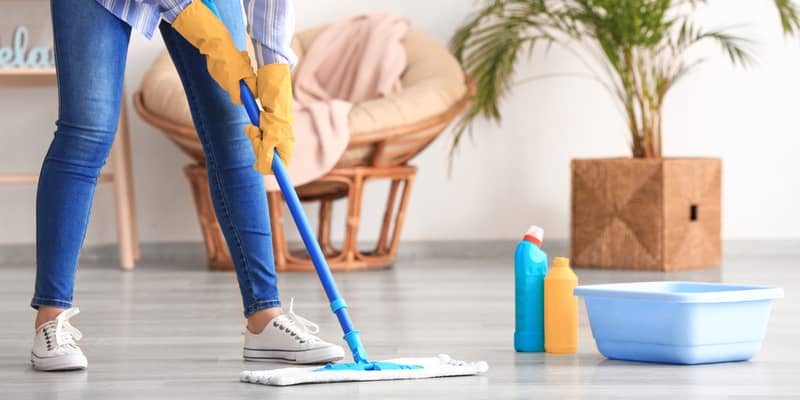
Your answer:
[94,0,297,67]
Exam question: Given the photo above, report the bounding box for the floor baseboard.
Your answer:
[1,239,797,266]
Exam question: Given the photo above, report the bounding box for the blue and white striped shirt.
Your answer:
[95,0,297,67]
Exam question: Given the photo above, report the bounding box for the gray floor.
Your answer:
[0,243,797,399]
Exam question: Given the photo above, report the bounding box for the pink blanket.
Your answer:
[264,13,409,191]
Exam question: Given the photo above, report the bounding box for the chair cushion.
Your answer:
[139,26,466,136]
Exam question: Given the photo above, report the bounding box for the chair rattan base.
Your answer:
[184,164,416,271]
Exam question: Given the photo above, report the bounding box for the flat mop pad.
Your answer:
[241,354,489,386]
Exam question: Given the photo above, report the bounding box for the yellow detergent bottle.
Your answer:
[544,257,578,354]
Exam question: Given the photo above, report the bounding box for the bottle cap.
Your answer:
[523,226,544,246]
[553,257,570,268]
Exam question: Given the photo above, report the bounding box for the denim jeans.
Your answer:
[32,0,280,317]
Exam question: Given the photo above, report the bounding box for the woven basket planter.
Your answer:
[570,158,722,271]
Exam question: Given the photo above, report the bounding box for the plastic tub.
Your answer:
[574,281,783,365]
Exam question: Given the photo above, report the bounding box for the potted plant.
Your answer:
[450,1,799,270]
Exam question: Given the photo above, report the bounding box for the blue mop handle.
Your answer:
[201,0,368,364]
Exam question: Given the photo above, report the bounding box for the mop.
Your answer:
[193,0,488,386]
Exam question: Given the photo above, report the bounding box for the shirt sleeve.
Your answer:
[157,0,192,23]
[243,0,298,68]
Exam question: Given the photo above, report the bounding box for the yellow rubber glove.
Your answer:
[172,0,256,104]
[244,64,294,174]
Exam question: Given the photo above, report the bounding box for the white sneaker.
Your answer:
[243,300,345,364]
[31,307,88,371]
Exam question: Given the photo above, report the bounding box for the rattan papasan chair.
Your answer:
[134,24,471,272]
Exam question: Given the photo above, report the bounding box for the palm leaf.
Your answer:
[449,0,800,160]
[774,0,800,34]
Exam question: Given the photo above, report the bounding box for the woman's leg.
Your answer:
[159,0,281,326]
[32,0,131,326]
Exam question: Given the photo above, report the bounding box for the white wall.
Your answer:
[1,0,798,246]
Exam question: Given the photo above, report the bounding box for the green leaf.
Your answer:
[448,0,800,161]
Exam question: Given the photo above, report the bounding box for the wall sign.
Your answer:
[0,26,54,68]
[0,0,54,69]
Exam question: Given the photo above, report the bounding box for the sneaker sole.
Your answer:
[243,346,345,364]
[31,352,88,371]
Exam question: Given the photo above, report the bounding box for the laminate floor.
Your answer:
[0,244,797,399]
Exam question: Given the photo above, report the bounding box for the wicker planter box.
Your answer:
[570,158,721,271]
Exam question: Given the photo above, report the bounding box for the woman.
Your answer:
[30,0,343,371]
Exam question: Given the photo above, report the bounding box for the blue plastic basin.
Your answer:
[573,281,783,365]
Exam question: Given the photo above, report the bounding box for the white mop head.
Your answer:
[240,354,489,386]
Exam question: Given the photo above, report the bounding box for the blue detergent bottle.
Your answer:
[514,226,547,352]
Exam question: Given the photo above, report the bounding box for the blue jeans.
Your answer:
[32,0,280,317]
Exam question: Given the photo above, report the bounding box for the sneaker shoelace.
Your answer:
[42,307,83,352]
[275,298,320,344]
